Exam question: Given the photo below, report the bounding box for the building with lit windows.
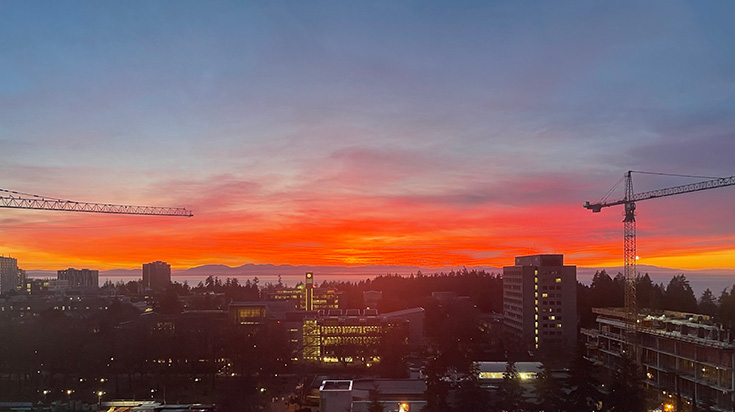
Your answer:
[142,261,171,291]
[477,361,541,386]
[57,268,99,290]
[583,308,735,411]
[0,256,19,295]
[228,301,295,326]
[229,302,268,325]
[264,273,342,311]
[502,254,577,353]
[302,309,409,366]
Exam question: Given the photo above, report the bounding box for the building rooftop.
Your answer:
[351,379,427,396]
[320,380,353,391]
[477,361,542,374]
[592,307,735,349]
[382,307,425,317]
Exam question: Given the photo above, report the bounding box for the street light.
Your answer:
[97,391,105,410]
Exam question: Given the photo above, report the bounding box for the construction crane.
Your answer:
[584,171,735,353]
[0,188,193,217]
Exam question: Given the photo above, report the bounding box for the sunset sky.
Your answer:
[1,1,734,271]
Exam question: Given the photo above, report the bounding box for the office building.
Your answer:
[264,272,342,311]
[57,268,99,289]
[302,309,409,365]
[583,308,735,411]
[0,256,19,295]
[503,254,577,353]
[142,261,171,291]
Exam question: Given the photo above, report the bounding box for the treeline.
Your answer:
[316,269,503,313]
[579,270,735,330]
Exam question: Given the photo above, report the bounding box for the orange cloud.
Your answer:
[1,170,733,272]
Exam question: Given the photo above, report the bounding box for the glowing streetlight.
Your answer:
[97,391,105,410]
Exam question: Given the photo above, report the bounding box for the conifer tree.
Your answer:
[533,363,564,412]
[566,346,603,411]
[605,355,646,412]
[499,361,526,412]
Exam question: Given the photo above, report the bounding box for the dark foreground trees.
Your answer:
[605,355,647,412]
[566,347,603,411]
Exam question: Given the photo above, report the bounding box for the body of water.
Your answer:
[96,271,735,298]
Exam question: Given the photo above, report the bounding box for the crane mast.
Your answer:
[0,188,193,217]
[622,172,637,343]
[584,171,735,355]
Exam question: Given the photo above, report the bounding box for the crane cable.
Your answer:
[597,171,725,203]
[0,188,68,202]
[629,171,723,180]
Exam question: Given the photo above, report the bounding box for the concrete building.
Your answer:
[0,256,19,295]
[363,290,382,310]
[503,254,577,353]
[228,300,295,326]
[264,273,342,311]
[57,268,99,290]
[583,308,735,411]
[142,261,171,291]
[302,309,409,366]
[383,307,425,349]
[319,380,353,412]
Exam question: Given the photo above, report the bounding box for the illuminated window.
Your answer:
[555,277,561,283]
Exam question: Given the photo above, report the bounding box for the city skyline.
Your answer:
[2,2,734,271]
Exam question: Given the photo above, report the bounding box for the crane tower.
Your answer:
[584,171,735,353]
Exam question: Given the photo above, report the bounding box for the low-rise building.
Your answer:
[320,378,426,412]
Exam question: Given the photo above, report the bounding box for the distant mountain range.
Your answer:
[26,262,735,279]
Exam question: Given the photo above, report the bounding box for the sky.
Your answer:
[0,1,734,271]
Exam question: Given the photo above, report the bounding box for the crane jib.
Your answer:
[0,192,193,217]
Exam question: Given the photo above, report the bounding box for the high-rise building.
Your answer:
[142,261,171,291]
[503,254,577,353]
[0,256,19,295]
[57,268,99,289]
